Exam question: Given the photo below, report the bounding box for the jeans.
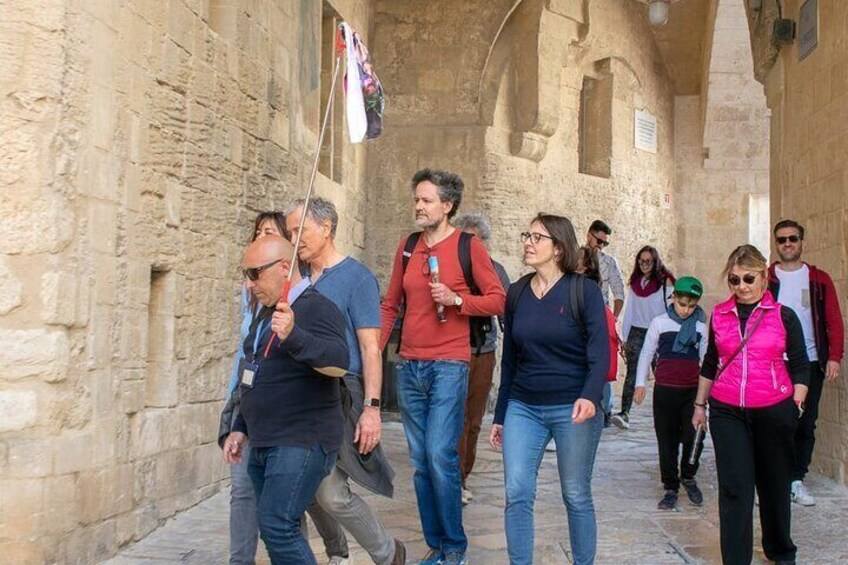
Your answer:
[653,386,703,491]
[459,351,496,483]
[503,400,603,565]
[601,382,614,417]
[710,397,797,564]
[310,465,396,564]
[248,444,337,565]
[230,442,259,565]
[793,361,824,481]
[621,327,648,415]
[397,359,469,555]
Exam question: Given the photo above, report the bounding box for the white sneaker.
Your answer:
[791,480,815,506]
[328,557,351,565]
[461,487,473,505]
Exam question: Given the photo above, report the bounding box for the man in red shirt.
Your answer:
[380,169,505,565]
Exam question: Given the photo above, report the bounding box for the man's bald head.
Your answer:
[241,235,300,306]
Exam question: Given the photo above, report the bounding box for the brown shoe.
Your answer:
[391,538,407,565]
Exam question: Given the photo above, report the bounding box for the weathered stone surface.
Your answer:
[0,390,38,432]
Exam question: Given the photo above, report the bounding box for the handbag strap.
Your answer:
[715,308,768,380]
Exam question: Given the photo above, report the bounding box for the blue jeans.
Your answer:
[503,400,603,565]
[396,359,469,555]
[248,445,337,565]
[230,442,259,565]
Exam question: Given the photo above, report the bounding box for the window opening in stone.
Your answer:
[146,269,176,408]
[578,75,613,179]
[318,2,344,183]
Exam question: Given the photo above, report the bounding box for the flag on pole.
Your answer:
[338,23,385,143]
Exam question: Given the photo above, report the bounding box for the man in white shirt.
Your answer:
[586,219,625,427]
[768,219,844,507]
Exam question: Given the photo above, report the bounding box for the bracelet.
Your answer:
[694,402,707,408]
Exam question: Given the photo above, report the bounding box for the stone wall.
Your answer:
[0,0,371,561]
[674,0,771,312]
[755,0,848,483]
[365,0,679,287]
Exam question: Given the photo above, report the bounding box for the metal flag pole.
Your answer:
[264,28,345,356]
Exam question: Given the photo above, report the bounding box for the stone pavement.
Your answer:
[103,407,848,564]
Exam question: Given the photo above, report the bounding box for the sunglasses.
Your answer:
[638,259,654,266]
[521,232,554,245]
[727,273,759,287]
[242,258,283,281]
[591,233,610,248]
[776,235,801,244]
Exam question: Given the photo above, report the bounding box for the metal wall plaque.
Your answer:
[799,0,818,61]
[634,109,658,154]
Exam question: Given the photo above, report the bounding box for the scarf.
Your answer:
[629,268,675,298]
[668,303,706,354]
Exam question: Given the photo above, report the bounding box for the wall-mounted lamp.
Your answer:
[648,0,670,26]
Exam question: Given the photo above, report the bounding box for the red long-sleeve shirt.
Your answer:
[380,230,506,362]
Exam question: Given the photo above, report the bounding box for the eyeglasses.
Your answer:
[242,258,284,281]
[776,235,801,244]
[638,259,654,266]
[521,232,554,245]
[591,233,610,248]
[727,273,759,287]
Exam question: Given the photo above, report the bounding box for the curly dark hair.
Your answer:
[411,168,464,219]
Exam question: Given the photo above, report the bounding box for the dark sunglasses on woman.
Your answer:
[727,273,758,287]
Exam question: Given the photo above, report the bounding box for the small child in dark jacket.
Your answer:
[634,276,707,510]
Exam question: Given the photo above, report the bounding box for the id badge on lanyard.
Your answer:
[240,318,267,389]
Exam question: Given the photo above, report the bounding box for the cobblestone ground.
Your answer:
[103,404,848,564]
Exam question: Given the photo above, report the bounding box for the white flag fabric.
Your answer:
[339,23,385,143]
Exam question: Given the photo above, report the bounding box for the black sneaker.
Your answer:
[610,412,630,430]
[682,479,703,506]
[658,489,678,510]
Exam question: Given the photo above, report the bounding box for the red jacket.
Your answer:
[380,230,506,362]
[768,262,844,363]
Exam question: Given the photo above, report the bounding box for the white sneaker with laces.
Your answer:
[328,557,351,565]
[791,480,815,506]
[461,487,473,505]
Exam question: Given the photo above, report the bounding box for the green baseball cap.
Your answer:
[674,276,704,298]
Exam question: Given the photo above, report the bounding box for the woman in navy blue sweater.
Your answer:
[490,214,610,565]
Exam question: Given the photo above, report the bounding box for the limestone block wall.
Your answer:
[0,0,371,561]
[674,0,771,312]
[759,0,848,483]
[365,0,679,288]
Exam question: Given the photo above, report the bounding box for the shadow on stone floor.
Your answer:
[102,403,848,564]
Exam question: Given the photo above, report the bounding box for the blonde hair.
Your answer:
[722,245,768,290]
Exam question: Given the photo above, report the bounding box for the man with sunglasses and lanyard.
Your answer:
[768,219,844,507]
[586,219,625,427]
[380,169,505,565]
[220,235,349,564]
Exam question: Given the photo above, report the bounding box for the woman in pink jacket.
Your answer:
[692,245,809,565]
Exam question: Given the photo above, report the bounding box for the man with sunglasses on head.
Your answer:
[380,169,506,565]
[586,219,625,428]
[768,219,844,507]
[219,235,349,564]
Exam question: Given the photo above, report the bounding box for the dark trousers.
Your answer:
[621,327,648,415]
[458,351,496,483]
[709,397,797,565]
[653,385,703,491]
[793,361,824,481]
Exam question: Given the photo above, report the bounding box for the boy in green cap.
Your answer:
[633,276,708,510]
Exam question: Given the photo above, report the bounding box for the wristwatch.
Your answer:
[454,294,463,307]
[363,397,381,408]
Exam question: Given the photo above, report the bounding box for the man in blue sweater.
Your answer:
[221,235,349,565]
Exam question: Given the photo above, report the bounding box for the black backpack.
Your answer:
[400,231,493,354]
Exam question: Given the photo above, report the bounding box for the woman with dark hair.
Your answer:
[611,245,675,430]
[693,245,808,565]
[490,215,609,565]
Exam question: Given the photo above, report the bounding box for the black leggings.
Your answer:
[653,385,704,491]
[710,396,797,564]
